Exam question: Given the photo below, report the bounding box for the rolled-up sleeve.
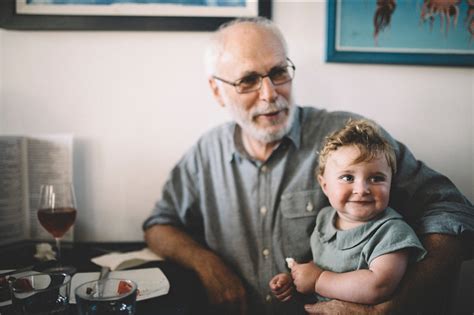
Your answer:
[387,137,474,257]
[142,148,203,240]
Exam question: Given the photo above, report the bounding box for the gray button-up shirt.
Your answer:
[143,106,474,315]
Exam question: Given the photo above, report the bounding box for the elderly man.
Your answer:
[143,17,473,314]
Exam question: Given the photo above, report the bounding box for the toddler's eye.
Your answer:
[370,175,387,183]
[339,175,354,182]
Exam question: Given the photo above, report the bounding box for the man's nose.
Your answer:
[259,77,278,102]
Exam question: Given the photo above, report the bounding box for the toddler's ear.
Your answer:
[318,174,328,196]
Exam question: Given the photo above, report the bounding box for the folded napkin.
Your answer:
[91,248,163,271]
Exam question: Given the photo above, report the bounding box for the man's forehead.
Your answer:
[221,24,284,52]
[219,49,286,69]
[216,26,287,76]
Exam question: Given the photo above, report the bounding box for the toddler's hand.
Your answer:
[290,261,323,295]
[269,273,293,302]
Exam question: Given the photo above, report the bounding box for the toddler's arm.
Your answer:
[315,249,409,304]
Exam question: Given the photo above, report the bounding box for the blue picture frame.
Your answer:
[326,0,474,67]
[0,0,271,31]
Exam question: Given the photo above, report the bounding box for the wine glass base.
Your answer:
[42,265,77,275]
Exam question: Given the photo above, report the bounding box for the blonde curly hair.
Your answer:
[317,119,397,177]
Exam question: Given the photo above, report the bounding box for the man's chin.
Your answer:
[252,127,287,143]
[240,115,292,143]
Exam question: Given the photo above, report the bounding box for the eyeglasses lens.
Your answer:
[236,65,295,93]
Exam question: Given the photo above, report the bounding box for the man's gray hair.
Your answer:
[204,17,288,76]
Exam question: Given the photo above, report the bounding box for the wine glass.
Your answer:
[37,183,77,274]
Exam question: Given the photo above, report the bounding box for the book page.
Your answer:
[0,137,28,245]
[91,248,164,271]
[27,135,74,241]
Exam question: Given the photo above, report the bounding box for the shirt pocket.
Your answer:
[279,189,323,261]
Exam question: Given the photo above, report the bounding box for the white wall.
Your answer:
[0,29,3,130]
[1,2,473,242]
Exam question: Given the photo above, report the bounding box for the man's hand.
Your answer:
[145,225,247,315]
[269,273,294,301]
[193,251,248,314]
[303,233,465,314]
[290,261,323,295]
[304,299,376,314]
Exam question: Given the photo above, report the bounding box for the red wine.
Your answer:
[37,207,77,238]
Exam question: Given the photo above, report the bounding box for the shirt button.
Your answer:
[306,202,314,212]
[261,165,268,173]
[260,206,268,215]
[262,248,270,257]
[265,294,272,302]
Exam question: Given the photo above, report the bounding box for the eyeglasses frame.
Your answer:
[212,58,296,94]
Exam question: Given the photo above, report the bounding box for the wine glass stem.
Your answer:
[55,238,62,266]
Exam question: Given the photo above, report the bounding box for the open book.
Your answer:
[0,134,74,246]
[91,248,164,271]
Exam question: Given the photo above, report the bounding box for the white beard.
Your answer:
[225,96,296,144]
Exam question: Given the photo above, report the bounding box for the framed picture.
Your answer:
[326,0,474,67]
[0,0,271,31]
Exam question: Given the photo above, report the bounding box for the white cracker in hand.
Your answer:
[285,257,295,269]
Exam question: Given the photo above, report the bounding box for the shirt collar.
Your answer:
[228,106,302,163]
[228,123,243,163]
[319,207,403,250]
[285,106,302,149]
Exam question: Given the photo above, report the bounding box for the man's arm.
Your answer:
[144,224,247,314]
[304,233,465,314]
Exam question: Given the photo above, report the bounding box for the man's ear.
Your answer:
[318,174,328,196]
[208,77,225,108]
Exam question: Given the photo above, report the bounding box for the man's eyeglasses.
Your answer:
[213,58,296,94]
